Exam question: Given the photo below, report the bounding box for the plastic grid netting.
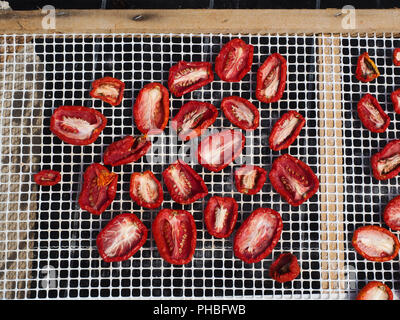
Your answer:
[0,32,398,300]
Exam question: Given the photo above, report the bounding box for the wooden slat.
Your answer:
[0,9,400,35]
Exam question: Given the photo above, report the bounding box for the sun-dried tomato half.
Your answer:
[384,195,400,231]
[356,281,393,300]
[152,208,197,265]
[393,48,400,66]
[269,154,319,207]
[352,225,400,262]
[256,53,287,104]
[34,170,61,186]
[50,106,107,146]
[233,208,283,264]
[197,129,246,172]
[103,135,151,167]
[168,61,214,97]
[357,94,390,133]
[133,82,169,135]
[269,111,305,151]
[215,38,254,82]
[171,101,218,141]
[96,213,147,263]
[371,139,400,180]
[162,159,208,205]
[204,196,238,238]
[78,163,118,215]
[221,96,259,131]
[234,165,267,195]
[130,171,163,209]
[269,253,301,283]
[89,77,125,106]
[390,88,400,114]
[355,52,380,83]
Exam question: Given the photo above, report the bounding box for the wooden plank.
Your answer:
[0,9,400,35]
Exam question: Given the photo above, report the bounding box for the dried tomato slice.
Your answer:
[357,94,390,133]
[356,281,393,300]
[233,208,283,264]
[50,106,107,146]
[162,159,208,205]
[34,170,61,186]
[221,96,259,131]
[371,139,400,180]
[384,195,400,231]
[129,171,163,209]
[89,77,125,106]
[352,225,400,262]
[204,196,238,238]
[256,53,287,104]
[96,213,147,263]
[269,111,305,151]
[197,129,246,172]
[215,38,254,82]
[234,165,267,195]
[78,163,118,215]
[133,82,169,135]
[355,52,380,82]
[152,208,197,265]
[394,49,400,66]
[390,88,400,114]
[168,61,214,97]
[269,154,319,207]
[103,135,151,167]
[171,101,218,141]
[269,253,301,283]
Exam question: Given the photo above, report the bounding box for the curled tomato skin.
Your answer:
[89,77,125,106]
[233,208,283,264]
[34,170,61,186]
[215,38,254,82]
[103,135,151,167]
[197,129,246,172]
[78,163,118,216]
[390,88,400,114]
[234,165,267,195]
[352,225,400,262]
[221,96,259,131]
[355,52,380,83]
[269,111,305,151]
[357,94,390,133]
[171,101,218,141]
[269,253,301,283]
[269,154,319,207]
[356,281,393,300]
[393,48,400,66]
[96,213,148,263]
[50,106,107,146]
[133,82,169,135]
[371,139,400,180]
[256,53,287,104]
[129,171,163,209]
[162,159,208,205]
[152,208,197,265]
[168,61,214,97]
[383,195,400,231]
[204,196,238,238]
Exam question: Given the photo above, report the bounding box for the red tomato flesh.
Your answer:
[269,253,301,283]
[391,88,400,114]
[215,38,254,82]
[221,96,259,131]
[152,209,197,265]
[234,208,283,264]
[234,165,267,195]
[34,170,61,186]
[204,196,238,238]
[355,52,380,83]
[356,281,393,300]
[50,106,107,146]
[171,101,218,141]
[162,159,208,205]
[371,139,400,180]
[96,213,148,263]
[394,49,400,66]
[384,195,400,231]
[130,171,163,209]
[357,94,390,133]
[90,77,125,106]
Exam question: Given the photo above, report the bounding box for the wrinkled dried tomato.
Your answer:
[357,94,390,133]
[90,77,125,106]
[371,139,400,180]
[355,52,380,82]
[269,253,301,283]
